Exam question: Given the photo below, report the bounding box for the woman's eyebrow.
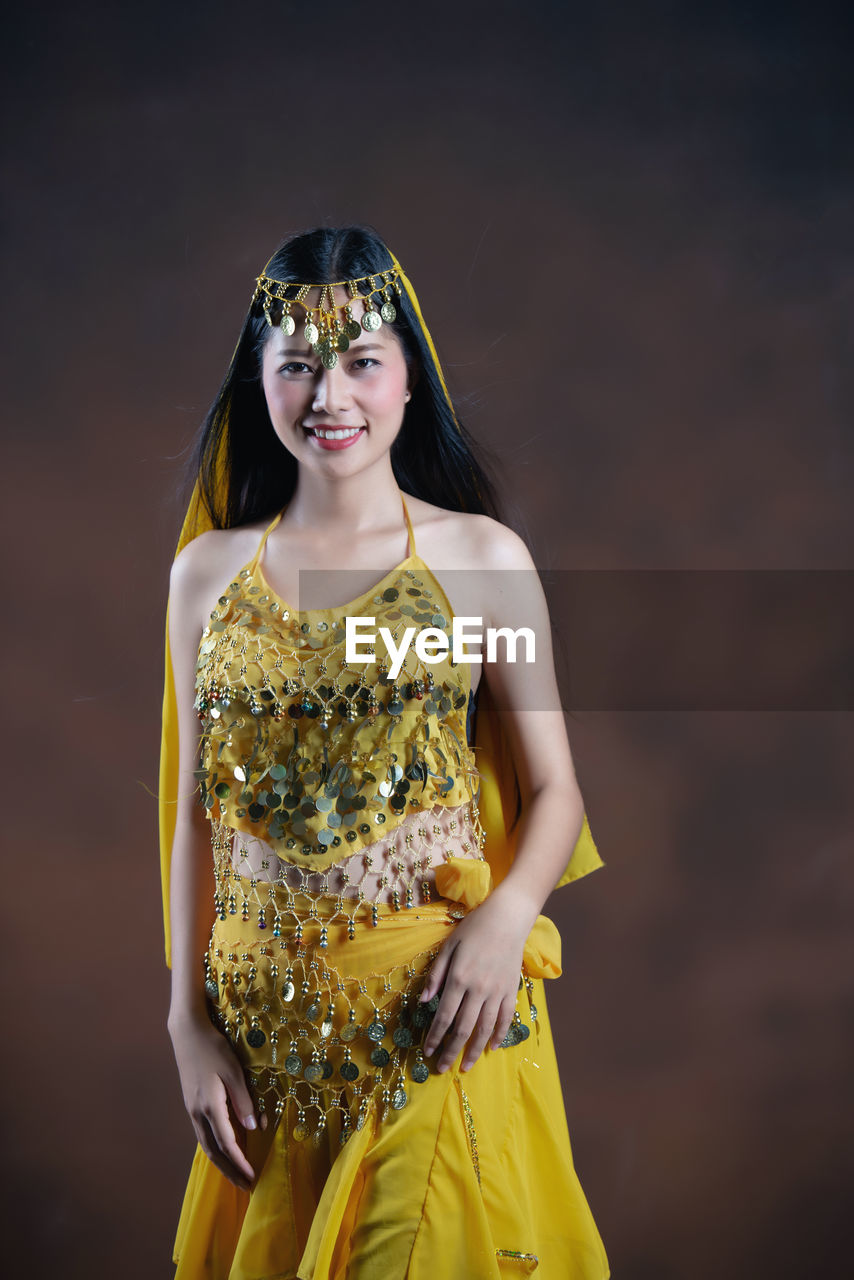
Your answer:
[277,342,387,356]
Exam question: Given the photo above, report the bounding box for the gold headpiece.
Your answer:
[252,266,404,370]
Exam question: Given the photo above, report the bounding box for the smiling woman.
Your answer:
[160,224,609,1279]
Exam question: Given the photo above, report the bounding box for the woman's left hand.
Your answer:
[420,888,535,1073]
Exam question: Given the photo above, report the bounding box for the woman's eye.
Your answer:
[278,357,378,375]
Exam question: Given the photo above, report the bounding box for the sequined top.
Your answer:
[193,493,485,890]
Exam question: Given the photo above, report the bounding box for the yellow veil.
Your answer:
[158,246,603,969]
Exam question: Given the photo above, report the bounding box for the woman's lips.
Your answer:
[302,425,366,451]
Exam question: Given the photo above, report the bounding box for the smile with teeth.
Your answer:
[304,425,365,439]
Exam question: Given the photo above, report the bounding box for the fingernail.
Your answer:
[244,1115,257,1130]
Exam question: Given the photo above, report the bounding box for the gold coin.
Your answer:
[380,301,396,323]
[304,321,319,344]
[321,349,338,370]
[293,1122,309,1141]
[280,314,295,336]
[361,310,381,332]
[335,333,350,352]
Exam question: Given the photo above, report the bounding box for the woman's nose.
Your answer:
[312,367,351,415]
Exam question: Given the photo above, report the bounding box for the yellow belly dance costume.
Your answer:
[198,494,509,1136]
[161,249,609,1279]
[167,494,609,1278]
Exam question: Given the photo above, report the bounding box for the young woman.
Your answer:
[161,224,609,1278]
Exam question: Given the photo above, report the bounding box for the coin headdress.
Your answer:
[158,245,603,968]
[253,265,404,371]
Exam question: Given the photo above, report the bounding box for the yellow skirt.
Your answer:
[172,862,610,1279]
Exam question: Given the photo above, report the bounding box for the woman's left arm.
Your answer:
[421,520,585,1073]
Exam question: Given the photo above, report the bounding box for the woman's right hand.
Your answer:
[169,1013,268,1192]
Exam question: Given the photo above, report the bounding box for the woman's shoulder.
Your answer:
[405,494,535,573]
[170,515,273,592]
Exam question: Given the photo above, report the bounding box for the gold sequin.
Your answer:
[460,1086,481,1187]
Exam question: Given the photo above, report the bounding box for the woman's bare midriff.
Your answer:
[225,799,483,905]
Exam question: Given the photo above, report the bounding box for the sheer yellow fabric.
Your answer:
[173,890,610,1279]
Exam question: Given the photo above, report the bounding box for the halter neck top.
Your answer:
[193,493,483,874]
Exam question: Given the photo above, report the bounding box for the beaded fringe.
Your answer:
[203,808,539,1147]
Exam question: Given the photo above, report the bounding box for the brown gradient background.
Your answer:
[3,2,853,1276]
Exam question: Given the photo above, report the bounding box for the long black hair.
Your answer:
[183,224,506,530]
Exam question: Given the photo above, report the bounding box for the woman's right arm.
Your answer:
[165,539,266,1192]
[165,543,219,1028]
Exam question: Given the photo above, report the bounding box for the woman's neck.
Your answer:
[284,462,405,538]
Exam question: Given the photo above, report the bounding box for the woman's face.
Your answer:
[260,286,412,475]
